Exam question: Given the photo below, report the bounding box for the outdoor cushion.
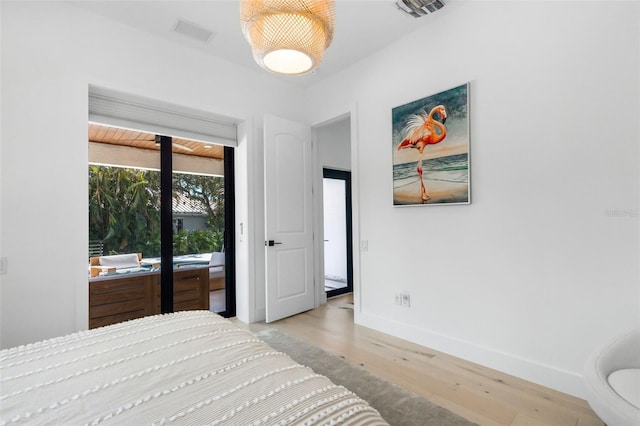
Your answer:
[209,266,224,279]
[209,252,225,266]
[99,253,140,269]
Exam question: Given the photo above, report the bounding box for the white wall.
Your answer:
[304,1,640,398]
[0,1,304,347]
[316,117,351,171]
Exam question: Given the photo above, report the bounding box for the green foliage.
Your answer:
[172,173,225,231]
[89,165,161,256]
[89,165,225,258]
[173,228,224,256]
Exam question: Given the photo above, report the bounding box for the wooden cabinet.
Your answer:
[167,267,211,312]
[89,267,209,329]
[89,273,158,329]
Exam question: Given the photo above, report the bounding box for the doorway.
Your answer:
[323,168,353,298]
[87,123,235,323]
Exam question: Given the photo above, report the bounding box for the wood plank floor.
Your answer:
[241,294,604,426]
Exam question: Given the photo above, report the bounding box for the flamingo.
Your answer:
[397,105,448,202]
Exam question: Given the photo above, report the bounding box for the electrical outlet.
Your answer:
[395,292,411,307]
[402,292,411,307]
[360,240,369,251]
[394,293,402,305]
[0,257,7,275]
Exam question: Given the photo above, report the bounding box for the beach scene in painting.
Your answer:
[392,83,470,205]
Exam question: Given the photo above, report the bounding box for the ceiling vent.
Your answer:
[396,0,445,18]
[174,19,215,43]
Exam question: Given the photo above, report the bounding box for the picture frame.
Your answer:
[392,83,470,206]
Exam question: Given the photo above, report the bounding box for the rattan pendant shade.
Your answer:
[240,0,335,75]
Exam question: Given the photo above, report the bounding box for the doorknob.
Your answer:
[265,240,283,247]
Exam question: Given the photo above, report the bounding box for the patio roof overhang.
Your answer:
[88,123,225,176]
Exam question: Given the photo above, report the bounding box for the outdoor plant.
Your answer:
[89,165,224,258]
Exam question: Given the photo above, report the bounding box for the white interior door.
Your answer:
[264,114,315,322]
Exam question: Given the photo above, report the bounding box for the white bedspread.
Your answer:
[0,311,388,425]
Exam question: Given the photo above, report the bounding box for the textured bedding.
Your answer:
[0,311,388,425]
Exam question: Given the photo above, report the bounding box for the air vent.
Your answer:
[396,0,445,18]
[174,19,215,43]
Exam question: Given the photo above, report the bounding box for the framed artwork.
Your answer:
[392,83,470,206]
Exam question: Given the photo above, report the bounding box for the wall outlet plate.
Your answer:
[401,292,410,307]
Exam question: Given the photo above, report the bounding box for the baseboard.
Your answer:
[358,311,587,399]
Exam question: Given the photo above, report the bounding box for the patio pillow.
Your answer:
[99,253,140,269]
[209,252,225,266]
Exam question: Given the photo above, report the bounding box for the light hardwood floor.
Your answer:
[243,294,604,426]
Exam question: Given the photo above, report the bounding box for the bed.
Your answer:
[0,311,388,425]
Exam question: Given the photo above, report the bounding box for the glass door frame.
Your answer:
[159,135,174,313]
[323,168,353,298]
[222,146,236,318]
[159,138,236,317]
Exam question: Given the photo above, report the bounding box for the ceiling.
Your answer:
[70,0,450,88]
[89,123,225,159]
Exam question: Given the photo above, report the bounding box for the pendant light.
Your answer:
[240,0,335,75]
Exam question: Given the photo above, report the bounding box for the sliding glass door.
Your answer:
[88,123,234,328]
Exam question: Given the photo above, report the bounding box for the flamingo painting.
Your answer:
[397,105,448,202]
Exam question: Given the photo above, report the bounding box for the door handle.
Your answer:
[265,240,283,247]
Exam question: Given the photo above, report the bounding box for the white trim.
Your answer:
[350,103,362,319]
[233,119,250,323]
[88,86,237,146]
[312,131,322,308]
[359,310,588,399]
